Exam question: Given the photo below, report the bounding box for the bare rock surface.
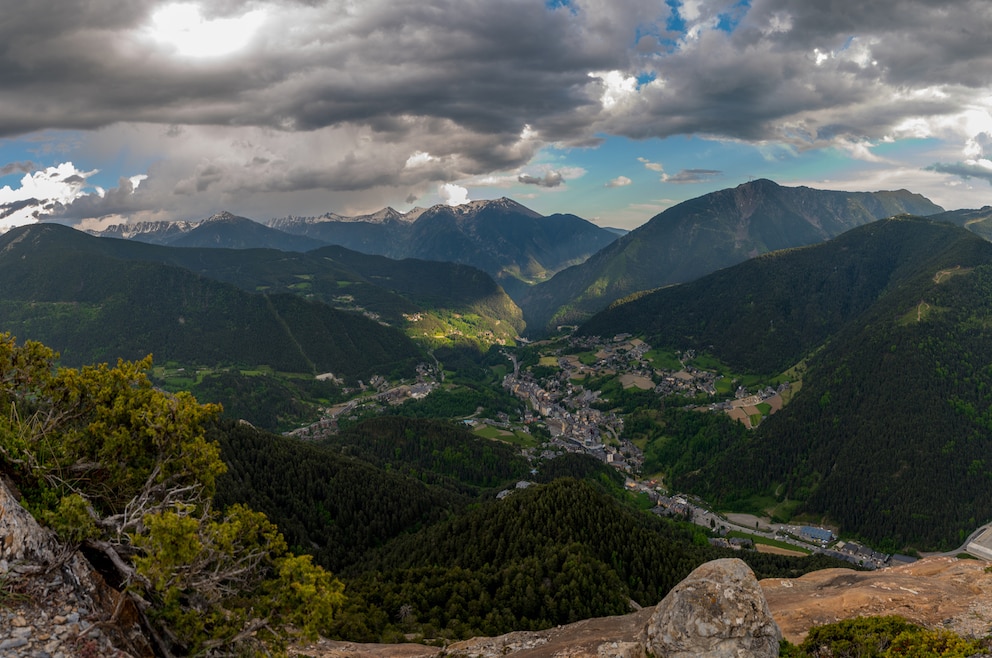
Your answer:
[292,610,655,658]
[762,556,992,643]
[645,558,781,658]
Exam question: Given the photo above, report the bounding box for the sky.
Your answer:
[1,0,991,232]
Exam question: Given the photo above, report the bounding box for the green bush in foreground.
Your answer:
[0,334,344,656]
[780,615,987,657]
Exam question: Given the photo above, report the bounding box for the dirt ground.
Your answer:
[619,373,654,390]
[756,544,808,557]
[726,512,774,531]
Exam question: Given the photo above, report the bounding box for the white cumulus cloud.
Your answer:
[439,182,470,206]
[0,162,98,230]
[606,175,632,187]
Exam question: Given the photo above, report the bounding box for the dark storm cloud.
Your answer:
[664,169,722,184]
[518,171,565,188]
[0,1,633,142]
[2,1,989,150]
[4,0,991,223]
[926,163,992,185]
[48,176,146,221]
[0,161,36,176]
[592,0,992,145]
[0,198,42,220]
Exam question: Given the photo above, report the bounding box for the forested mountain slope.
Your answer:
[0,223,422,378]
[211,417,848,642]
[522,179,943,332]
[582,217,992,550]
[9,222,524,348]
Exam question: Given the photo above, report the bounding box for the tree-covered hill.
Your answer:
[0,223,423,379]
[210,416,848,642]
[41,222,525,347]
[337,477,850,641]
[309,245,525,334]
[213,419,514,573]
[579,215,992,374]
[580,217,992,550]
[521,180,943,333]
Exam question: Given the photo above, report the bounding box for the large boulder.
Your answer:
[645,558,781,658]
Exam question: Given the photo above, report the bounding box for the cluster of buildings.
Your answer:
[502,356,643,471]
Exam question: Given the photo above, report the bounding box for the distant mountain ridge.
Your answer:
[520,179,945,332]
[267,197,619,297]
[87,199,619,305]
[93,211,327,252]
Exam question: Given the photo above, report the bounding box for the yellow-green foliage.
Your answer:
[39,494,99,544]
[781,616,985,658]
[0,333,346,656]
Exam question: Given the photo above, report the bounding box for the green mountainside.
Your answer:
[76,225,524,348]
[580,216,992,549]
[0,224,424,429]
[521,179,943,333]
[8,221,525,346]
[931,205,992,241]
[154,242,524,347]
[212,417,847,642]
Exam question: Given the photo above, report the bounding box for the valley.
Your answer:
[280,326,916,568]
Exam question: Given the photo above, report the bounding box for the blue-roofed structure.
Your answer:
[800,526,834,543]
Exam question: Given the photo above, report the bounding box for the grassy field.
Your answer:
[472,425,540,448]
[644,348,682,371]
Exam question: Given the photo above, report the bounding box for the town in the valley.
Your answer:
[290,331,923,569]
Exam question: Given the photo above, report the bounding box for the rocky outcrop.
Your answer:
[293,556,992,658]
[645,558,781,658]
[0,477,153,657]
[763,556,992,643]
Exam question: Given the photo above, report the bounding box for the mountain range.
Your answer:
[519,179,945,332]
[6,180,992,652]
[86,183,955,336]
[91,198,620,300]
